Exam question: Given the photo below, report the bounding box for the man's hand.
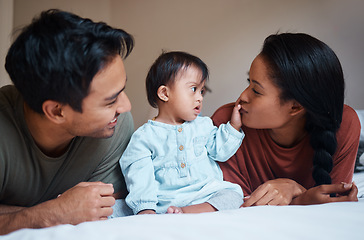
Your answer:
[0,181,115,235]
[291,182,358,205]
[54,182,116,224]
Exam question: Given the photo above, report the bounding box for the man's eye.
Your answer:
[107,99,117,106]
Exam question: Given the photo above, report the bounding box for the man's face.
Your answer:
[62,55,131,138]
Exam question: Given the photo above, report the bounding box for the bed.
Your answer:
[3,111,364,240]
[1,170,363,240]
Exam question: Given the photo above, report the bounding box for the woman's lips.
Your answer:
[240,107,248,114]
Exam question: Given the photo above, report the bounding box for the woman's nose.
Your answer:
[238,88,249,104]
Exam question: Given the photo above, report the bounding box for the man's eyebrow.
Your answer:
[104,85,126,101]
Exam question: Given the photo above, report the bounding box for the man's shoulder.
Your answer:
[0,85,23,139]
[116,112,134,132]
[113,112,134,141]
[0,85,18,109]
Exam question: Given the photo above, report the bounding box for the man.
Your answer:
[0,9,134,234]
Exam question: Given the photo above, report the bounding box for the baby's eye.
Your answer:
[200,88,205,96]
[191,87,197,92]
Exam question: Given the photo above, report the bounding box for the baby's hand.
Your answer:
[230,102,242,131]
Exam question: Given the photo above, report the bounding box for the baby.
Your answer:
[120,51,244,214]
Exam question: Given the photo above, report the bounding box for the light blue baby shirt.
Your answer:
[119,116,244,214]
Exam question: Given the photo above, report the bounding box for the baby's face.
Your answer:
[165,66,206,124]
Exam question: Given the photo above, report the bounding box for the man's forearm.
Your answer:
[0,200,60,235]
[0,209,30,235]
[0,204,27,235]
[0,204,24,214]
[0,182,118,235]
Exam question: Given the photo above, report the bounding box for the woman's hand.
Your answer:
[242,178,306,207]
[291,182,358,205]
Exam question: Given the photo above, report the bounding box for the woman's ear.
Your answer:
[290,101,305,116]
[42,100,66,124]
[157,85,169,102]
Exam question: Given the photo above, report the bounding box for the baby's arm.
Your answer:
[119,130,158,215]
[206,111,244,162]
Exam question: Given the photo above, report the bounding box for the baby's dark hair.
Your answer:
[260,33,345,186]
[146,51,209,108]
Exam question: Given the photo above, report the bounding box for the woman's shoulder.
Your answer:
[337,104,361,142]
[211,102,235,126]
[342,105,361,129]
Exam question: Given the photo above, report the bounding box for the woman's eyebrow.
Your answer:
[251,79,264,89]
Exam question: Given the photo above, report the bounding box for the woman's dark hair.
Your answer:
[260,33,345,186]
[146,51,209,108]
[5,9,134,113]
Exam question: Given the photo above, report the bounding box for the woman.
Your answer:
[212,33,360,206]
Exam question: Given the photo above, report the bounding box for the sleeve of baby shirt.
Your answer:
[205,117,245,162]
[119,126,159,214]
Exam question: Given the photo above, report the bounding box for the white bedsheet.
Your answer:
[3,172,364,240]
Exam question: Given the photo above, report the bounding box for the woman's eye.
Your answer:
[247,78,261,95]
[252,89,260,94]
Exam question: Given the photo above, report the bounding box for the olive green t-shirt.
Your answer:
[0,85,134,207]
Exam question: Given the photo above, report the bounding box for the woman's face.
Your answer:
[237,55,295,130]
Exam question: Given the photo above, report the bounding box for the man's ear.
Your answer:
[290,101,305,116]
[42,100,66,124]
[157,85,169,102]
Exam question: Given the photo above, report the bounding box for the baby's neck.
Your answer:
[153,115,185,125]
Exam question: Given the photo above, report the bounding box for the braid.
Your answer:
[309,127,337,185]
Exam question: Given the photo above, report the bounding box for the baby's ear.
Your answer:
[157,85,169,102]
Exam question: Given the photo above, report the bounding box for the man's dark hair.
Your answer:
[5,9,134,113]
